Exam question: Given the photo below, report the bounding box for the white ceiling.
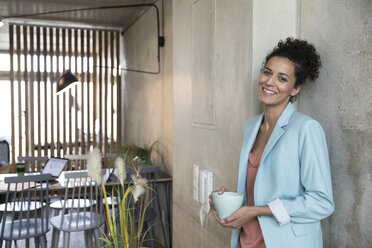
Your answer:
[0,0,158,51]
[0,0,157,28]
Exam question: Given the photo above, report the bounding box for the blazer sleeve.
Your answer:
[280,120,335,223]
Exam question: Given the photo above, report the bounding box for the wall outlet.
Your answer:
[193,164,199,202]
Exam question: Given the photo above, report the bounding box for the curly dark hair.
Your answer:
[265,37,321,88]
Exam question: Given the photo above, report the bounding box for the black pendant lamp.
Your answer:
[56,70,79,94]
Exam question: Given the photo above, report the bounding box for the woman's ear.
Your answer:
[290,84,302,97]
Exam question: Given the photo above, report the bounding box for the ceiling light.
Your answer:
[56,70,79,95]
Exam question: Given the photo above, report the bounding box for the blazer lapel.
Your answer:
[261,103,295,163]
[237,114,263,198]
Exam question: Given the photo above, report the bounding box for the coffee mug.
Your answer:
[212,191,244,220]
[16,162,26,176]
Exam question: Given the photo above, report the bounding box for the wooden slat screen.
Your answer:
[9,24,121,169]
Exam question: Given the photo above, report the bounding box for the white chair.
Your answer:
[17,156,49,173]
[64,154,89,171]
[50,154,89,216]
[0,173,52,248]
[50,171,104,248]
[17,156,57,223]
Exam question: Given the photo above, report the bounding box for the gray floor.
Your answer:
[12,230,88,248]
[12,225,166,248]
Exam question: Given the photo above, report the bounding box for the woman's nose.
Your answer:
[264,75,275,86]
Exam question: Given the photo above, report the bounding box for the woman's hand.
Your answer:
[216,205,272,229]
[209,186,229,211]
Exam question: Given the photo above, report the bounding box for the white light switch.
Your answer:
[199,170,207,204]
[206,171,213,213]
[193,164,199,202]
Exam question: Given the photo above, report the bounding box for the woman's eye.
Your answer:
[279,76,288,82]
[263,70,271,76]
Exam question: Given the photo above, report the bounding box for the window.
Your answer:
[8,24,121,167]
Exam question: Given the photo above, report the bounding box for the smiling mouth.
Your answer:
[263,88,277,95]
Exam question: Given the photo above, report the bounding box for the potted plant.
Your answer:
[118,141,159,167]
[87,148,155,248]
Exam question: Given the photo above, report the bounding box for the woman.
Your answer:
[209,38,334,248]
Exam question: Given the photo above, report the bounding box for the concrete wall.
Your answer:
[298,0,372,247]
[251,0,300,114]
[121,2,173,244]
[172,0,253,246]
[121,0,173,176]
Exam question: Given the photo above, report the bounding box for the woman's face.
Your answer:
[258,56,301,109]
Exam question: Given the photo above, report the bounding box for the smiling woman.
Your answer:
[258,57,301,112]
[209,38,334,248]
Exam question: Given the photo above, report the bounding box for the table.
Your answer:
[0,169,170,189]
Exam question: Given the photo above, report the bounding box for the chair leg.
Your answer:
[85,230,93,248]
[93,228,101,248]
[34,236,40,248]
[26,238,30,248]
[40,234,47,248]
[63,232,70,248]
[51,228,61,248]
[156,192,168,248]
[84,230,89,247]
[4,241,10,248]
[146,221,155,248]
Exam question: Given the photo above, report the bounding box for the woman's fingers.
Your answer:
[215,214,223,224]
[216,214,240,229]
[219,214,242,229]
[209,194,216,210]
[209,189,218,210]
[218,186,228,194]
[219,206,258,229]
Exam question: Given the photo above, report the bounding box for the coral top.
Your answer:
[238,151,266,248]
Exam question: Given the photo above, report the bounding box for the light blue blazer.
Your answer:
[231,103,334,248]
